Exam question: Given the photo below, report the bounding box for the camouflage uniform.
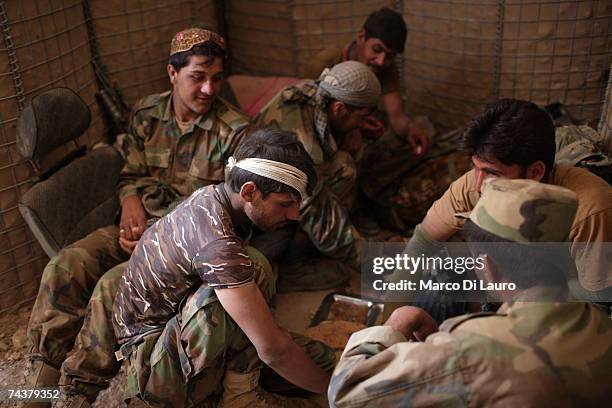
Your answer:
[304,44,472,232]
[255,81,364,290]
[360,128,472,230]
[330,302,612,407]
[112,184,333,407]
[555,124,612,184]
[330,179,612,406]
[28,91,249,394]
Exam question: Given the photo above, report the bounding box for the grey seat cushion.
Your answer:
[16,87,91,160]
[19,145,124,257]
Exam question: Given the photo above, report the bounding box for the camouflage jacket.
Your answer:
[255,81,364,268]
[113,183,255,348]
[329,302,612,407]
[555,124,612,184]
[115,91,249,217]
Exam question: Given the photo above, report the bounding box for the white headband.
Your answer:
[227,157,308,199]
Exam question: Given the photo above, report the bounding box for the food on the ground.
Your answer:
[328,300,369,324]
[304,320,366,362]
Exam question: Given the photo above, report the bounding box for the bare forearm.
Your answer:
[389,112,411,139]
[263,338,330,394]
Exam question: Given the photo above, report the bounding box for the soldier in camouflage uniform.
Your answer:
[330,178,612,407]
[26,28,250,407]
[385,99,612,323]
[255,61,382,291]
[111,129,332,407]
[305,7,473,231]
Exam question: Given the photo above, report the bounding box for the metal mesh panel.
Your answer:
[0,0,217,315]
[598,61,612,154]
[0,0,101,313]
[1,1,611,315]
[227,0,393,77]
[403,0,612,132]
[89,0,216,107]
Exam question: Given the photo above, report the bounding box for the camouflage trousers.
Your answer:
[59,262,126,401]
[60,247,334,406]
[277,150,359,292]
[27,225,128,369]
[319,149,358,210]
[359,128,472,231]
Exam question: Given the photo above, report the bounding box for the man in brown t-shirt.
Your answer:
[390,98,611,319]
[112,129,332,407]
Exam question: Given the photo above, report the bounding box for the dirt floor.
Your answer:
[0,303,148,408]
[0,272,363,407]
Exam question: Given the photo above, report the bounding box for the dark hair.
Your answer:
[460,220,571,291]
[169,41,226,72]
[227,128,317,198]
[363,7,407,53]
[459,99,556,177]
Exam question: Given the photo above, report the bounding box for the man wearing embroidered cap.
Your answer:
[112,129,332,407]
[329,178,612,407]
[30,28,253,407]
[256,60,381,291]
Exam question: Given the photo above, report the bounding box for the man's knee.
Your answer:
[91,262,127,308]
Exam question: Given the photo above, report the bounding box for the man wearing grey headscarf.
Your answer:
[256,61,380,291]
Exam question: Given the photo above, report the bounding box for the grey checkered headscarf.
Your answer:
[313,61,381,157]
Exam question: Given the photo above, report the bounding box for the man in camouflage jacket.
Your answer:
[255,61,381,291]
[329,178,612,407]
[26,28,249,406]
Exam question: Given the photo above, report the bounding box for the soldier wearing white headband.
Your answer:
[111,128,335,407]
[226,156,309,200]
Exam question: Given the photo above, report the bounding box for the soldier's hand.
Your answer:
[340,129,362,155]
[119,195,147,252]
[119,236,139,254]
[385,306,438,341]
[406,123,431,156]
[386,235,409,243]
[361,116,385,140]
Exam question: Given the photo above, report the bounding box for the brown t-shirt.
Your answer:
[113,183,254,346]
[423,165,612,291]
[304,43,400,95]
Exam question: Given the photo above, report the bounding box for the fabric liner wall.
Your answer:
[0,0,216,313]
[0,0,610,314]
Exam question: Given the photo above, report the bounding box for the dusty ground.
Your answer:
[0,271,364,407]
[0,304,146,408]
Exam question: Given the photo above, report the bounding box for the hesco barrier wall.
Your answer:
[599,60,612,155]
[0,0,217,314]
[403,0,612,132]
[226,0,394,77]
[0,0,611,315]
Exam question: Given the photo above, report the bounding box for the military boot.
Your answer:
[218,369,320,408]
[51,391,90,408]
[23,360,60,408]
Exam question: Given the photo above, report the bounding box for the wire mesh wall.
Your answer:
[598,61,612,155]
[226,0,393,77]
[90,0,217,107]
[0,0,101,313]
[0,0,216,314]
[403,0,612,132]
[0,0,611,315]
